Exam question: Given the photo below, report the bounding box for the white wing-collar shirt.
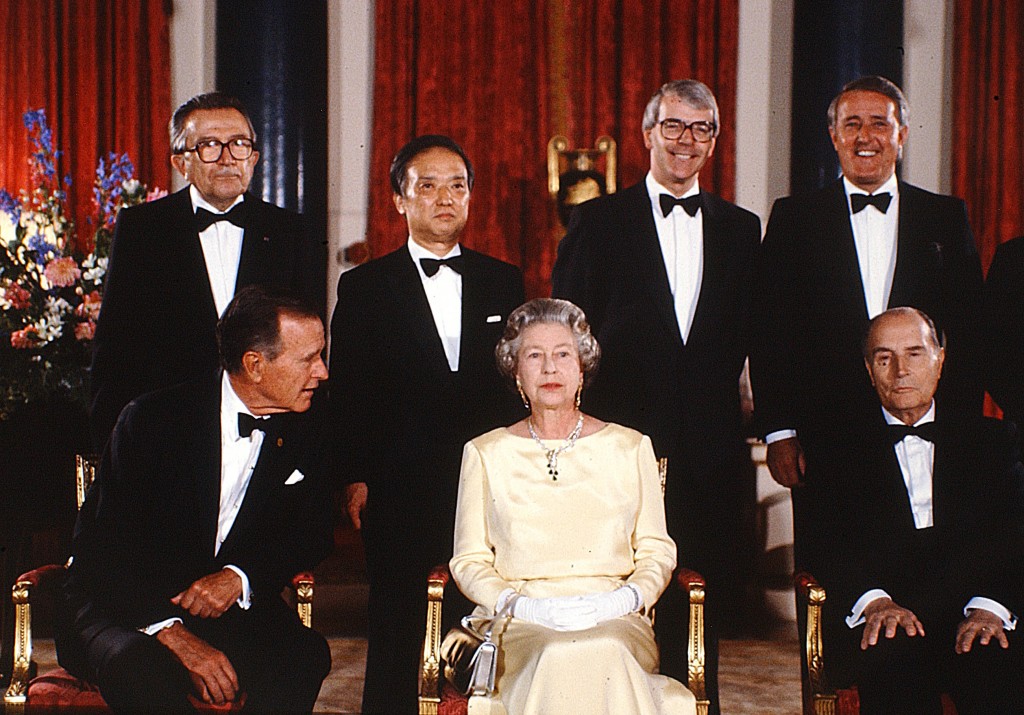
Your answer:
[191,184,245,317]
[407,236,463,371]
[645,173,703,344]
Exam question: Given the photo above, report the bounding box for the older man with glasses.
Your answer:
[89,92,322,450]
[552,79,761,715]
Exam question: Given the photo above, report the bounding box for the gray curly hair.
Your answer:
[495,298,601,385]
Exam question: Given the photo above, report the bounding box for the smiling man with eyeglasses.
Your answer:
[89,92,322,451]
[552,79,761,715]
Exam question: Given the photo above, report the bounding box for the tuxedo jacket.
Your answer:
[819,418,1024,633]
[983,236,1024,425]
[60,376,332,673]
[89,187,322,449]
[751,179,983,453]
[328,245,525,557]
[551,182,761,500]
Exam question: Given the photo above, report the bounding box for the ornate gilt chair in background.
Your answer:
[547,135,616,227]
[796,571,959,715]
[4,454,315,712]
[419,458,710,715]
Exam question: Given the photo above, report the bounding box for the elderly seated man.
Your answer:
[814,306,1024,715]
[57,286,332,713]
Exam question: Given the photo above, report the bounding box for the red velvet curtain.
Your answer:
[951,0,1024,272]
[0,0,172,250]
[368,0,740,297]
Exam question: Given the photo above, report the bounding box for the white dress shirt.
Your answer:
[646,174,703,344]
[765,173,900,446]
[407,237,462,371]
[846,402,1016,631]
[845,173,899,320]
[192,184,245,317]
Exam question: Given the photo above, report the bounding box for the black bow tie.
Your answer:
[659,193,701,218]
[238,412,273,438]
[850,192,892,214]
[195,203,247,233]
[420,255,465,277]
[887,421,938,445]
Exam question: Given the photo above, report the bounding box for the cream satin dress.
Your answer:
[450,423,696,715]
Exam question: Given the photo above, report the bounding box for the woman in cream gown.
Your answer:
[450,298,695,715]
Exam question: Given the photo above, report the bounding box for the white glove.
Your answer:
[512,594,598,631]
[578,585,643,625]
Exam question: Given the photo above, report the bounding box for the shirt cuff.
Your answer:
[140,617,182,636]
[765,429,797,444]
[965,597,1017,630]
[846,589,890,628]
[224,565,252,610]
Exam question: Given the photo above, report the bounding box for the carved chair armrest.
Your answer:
[676,568,710,715]
[291,572,314,628]
[418,565,450,715]
[5,564,67,705]
[794,571,837,715]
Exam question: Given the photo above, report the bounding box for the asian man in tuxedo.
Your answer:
[817,307,1024,714]
[551,79,761,714]
[89,92,322,451]
[750,76,983,574]
[59,286,333,712]
[329,135,525,713]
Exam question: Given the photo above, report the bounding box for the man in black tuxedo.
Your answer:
[751,76,983,573]
[329,135,525,713]
[818,307,1024,714]
[58,286,333,712]
[551,79,761,714]
[89,92,321,450]
[983,235,1024,425]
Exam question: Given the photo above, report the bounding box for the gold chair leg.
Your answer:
[4,579,34,707]
[418,570,447,715]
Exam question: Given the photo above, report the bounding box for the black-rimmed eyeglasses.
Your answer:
[180,138,255,163]
[656,119,716,143]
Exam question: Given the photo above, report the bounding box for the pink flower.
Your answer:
[4,283,32,310]
[10,327,39,349]
[75,290,102,320]
[74,320,96,341]
[43,257,81,287]
[146,187,168,202]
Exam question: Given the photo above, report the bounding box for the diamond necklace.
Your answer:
[527,412,584,480]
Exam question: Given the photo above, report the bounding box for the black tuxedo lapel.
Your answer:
[888,184,941,310]
[823,180,872,324]
[191,385,224,556]
[627,184,686,347]
[687,192,735,349]
[459,249,494,375]
[218,423,290,557]
[391,246,456,380]
[236,194,273,290]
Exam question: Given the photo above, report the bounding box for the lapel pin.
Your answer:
[263,235,270,242]
[277,437,284,447]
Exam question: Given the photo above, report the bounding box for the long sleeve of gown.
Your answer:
[626,436,677,611]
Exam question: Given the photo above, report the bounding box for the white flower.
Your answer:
[122,178,141,194]
[82,254,107,283]
[30,296,73,344]
[0,211,16,248]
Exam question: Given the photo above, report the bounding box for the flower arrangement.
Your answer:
[0,109,165,419]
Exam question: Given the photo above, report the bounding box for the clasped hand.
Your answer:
[513,587,638,631]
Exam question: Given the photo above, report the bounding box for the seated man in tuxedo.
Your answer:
[57,286,332,712]
[820,307,1024,714]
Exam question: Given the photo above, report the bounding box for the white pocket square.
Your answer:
[284,469,305,485]
[486,314,502,323]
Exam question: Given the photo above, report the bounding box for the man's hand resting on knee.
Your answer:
[155,622,239,704]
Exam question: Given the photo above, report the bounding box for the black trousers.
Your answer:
[62,597,330,713]
[847,621,1024,715]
